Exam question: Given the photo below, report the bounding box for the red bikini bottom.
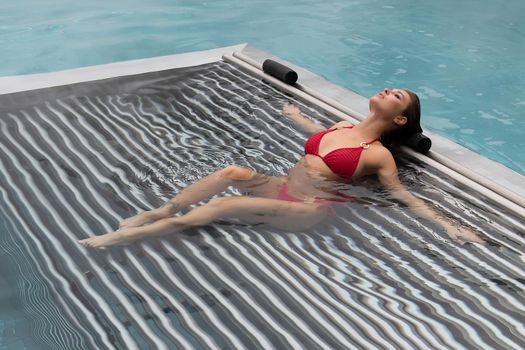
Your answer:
[276,181,354,207]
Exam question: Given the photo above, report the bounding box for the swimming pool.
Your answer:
[0,50,524,349]
[0,0,524,174]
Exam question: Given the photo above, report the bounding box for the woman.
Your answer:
[79,88,484,247]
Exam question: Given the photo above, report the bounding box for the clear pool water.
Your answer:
[1,0,524,174]
[1,61,523,349]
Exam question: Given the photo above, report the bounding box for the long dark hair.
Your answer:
[380,89,422,151]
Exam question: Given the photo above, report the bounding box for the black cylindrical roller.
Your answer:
[405,133,432,153]
[262,59,298,85]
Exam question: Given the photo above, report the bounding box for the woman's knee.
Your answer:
[220,166,254,181]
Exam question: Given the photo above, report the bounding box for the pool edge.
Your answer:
[0,43,247,94]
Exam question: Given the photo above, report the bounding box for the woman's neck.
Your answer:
[352,113,389,141]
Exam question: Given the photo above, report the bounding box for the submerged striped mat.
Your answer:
[0,61,523,349]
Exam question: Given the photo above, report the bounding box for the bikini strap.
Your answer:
[329,125,354,131]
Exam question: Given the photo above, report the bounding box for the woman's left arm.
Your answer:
[374,148,485,244]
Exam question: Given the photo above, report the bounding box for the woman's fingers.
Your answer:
[282,102,300,115]
[448,226,485,245]
[458,228,486,245]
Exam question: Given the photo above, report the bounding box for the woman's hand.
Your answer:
[282,102,325,133]
[443,223,486,245]
[283,102,301,117]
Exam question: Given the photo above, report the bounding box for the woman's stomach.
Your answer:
[286,158,348,199]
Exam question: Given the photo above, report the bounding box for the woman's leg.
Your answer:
[119,166,278,229]
[80,196,330,248]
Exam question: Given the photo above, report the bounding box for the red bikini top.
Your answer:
[304,126,378,178]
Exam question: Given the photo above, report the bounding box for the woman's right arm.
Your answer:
[282,103,325,134]
[374,148,485,244]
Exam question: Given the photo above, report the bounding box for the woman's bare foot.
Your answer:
[79,230,131,248]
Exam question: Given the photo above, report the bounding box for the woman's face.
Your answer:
[369,88,411,118]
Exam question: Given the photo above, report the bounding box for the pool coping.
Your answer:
[0,43,247,94]
[1,43,524,206]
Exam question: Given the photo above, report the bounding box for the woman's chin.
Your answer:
[368,96,382,109]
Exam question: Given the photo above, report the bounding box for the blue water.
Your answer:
[1,0,524,174]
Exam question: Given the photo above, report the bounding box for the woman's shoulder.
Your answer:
[369,141,393,156]
[366,142,396,168]
[329,120,354,129]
